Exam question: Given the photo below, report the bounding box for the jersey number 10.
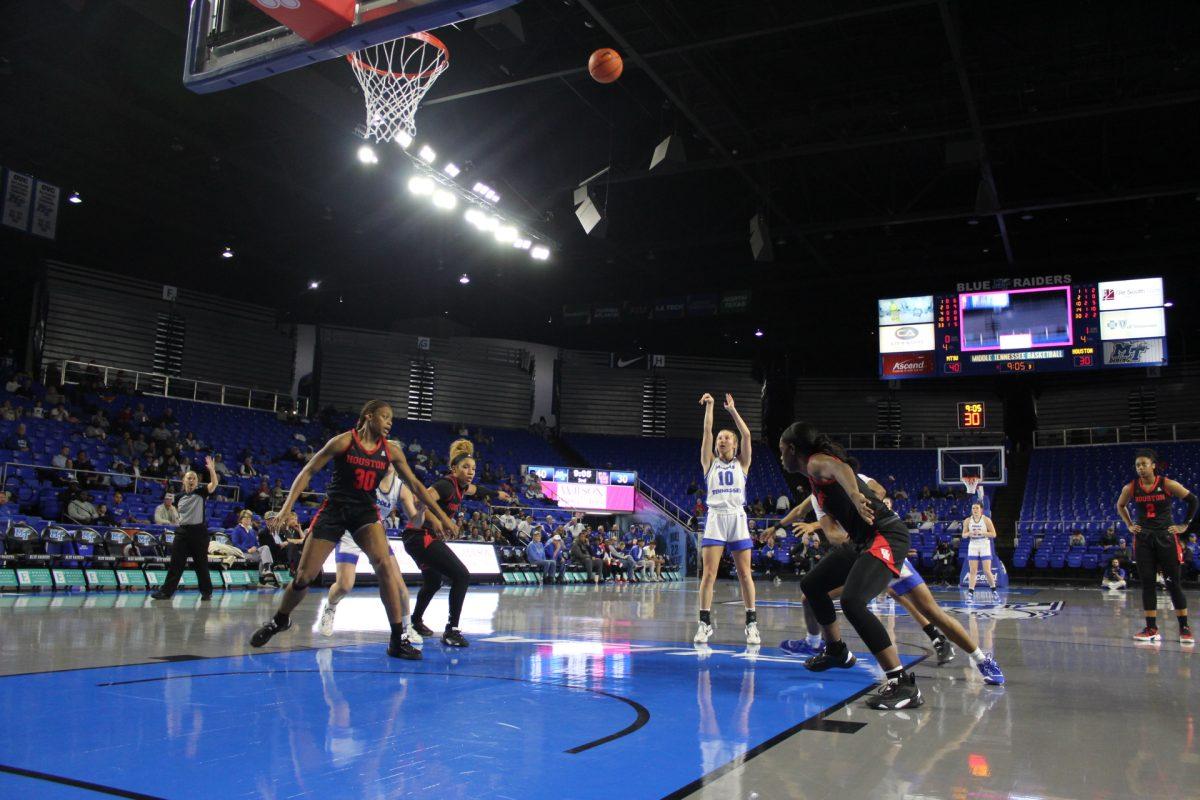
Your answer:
[717,470,735,486]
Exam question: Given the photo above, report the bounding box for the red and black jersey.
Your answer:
[410,476,499,532]
[1130,476,1174,529]
[807,456,905,546]
[327,429,391,507]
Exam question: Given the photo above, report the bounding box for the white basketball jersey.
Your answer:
[967,516,988,538]
[706,459,746,513]
[375,476,404,521]
[811,474,873,521]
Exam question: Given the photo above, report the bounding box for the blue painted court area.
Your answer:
[0,635,918,799]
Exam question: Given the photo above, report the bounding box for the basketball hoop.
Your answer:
[347,32,449,145]
[963,476,982,498]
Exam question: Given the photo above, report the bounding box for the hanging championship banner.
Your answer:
[2,169,34,232]
[31,181,61,240]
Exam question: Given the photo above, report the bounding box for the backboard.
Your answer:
[184,0,521,94]
[937,446,1006,486]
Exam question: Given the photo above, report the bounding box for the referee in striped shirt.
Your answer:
[152,456,219,600]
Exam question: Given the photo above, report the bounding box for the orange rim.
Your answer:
[346,31,450,79]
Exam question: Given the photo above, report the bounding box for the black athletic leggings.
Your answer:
[160,524,213,596]
[800,543,897,654]
[1135,532,1187,614]
[404,530,470,629]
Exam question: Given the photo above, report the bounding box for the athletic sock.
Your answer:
[968,648,986,665]
[745,609,757,625]
[805,634,823,648]
[699,609,712,625]
[885,665,906,685]
[390,621,407,642]
[1146,616,1157,630]
[922,623,940,642]
[1179,614,1189,629]
[272,611,289,628]
[403,614,411,628]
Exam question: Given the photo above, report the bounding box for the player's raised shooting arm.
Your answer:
[724,394,752,472]
[699,393,715,474]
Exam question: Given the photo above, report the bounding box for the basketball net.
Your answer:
[347,32,449,145]
[962,477,982,498]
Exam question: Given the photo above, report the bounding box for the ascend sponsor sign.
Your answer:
[882,352,934,378]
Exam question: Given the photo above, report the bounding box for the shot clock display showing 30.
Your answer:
[958,402,986,429]
[878,276,1168,379]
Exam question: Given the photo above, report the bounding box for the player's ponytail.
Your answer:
[356,399,390,431]
[781,422,848,463]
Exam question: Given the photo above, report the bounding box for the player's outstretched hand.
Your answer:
[699,393,714,407]
[851,491,875,524]
[724,393,735,412]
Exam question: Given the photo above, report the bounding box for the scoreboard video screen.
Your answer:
[878,276,1168,379]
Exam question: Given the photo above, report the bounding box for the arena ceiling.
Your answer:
[2,0,1199,365]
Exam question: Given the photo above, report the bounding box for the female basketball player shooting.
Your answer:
[405,439,512,647]
[318,465,419,639]
[251,400,456,659]
[695,393,759,645]
[964,502,999,602]
[779,422,921,710]
[1116,449,1197,644]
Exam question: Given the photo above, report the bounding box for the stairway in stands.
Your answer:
[989,449,1030,546]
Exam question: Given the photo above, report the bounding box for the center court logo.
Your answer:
[944,601,1064,620]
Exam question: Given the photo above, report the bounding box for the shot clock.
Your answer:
[958,402,986,429]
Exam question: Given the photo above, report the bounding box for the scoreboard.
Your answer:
[879,277,1168,379]
[958,401,986,429]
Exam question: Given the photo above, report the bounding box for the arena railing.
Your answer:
[636,480,693,527]
[1,461,243,502]
[1033,422,1200,448]
[43,360,309,417]
[827,431,1005,449]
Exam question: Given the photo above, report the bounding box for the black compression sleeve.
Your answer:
[473,486,498,502]
[1184,492,1199,524]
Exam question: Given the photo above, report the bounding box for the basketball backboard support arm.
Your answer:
[184,0,522,94]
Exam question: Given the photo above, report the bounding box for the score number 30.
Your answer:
[957,401,986,429]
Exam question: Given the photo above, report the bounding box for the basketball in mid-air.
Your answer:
[588,48,623,84]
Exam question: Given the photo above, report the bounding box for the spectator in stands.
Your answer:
[94,503,116,526]
[920,485,933,500]
[1112,538,1133,571]
[893,485,909,501]
[497,509,517,544]
[517,514,533,543]
[283,445,305,463]
[231,510,259,556]
[643,538,664,580]
[183,431,205,452]
[757,534,780,583]
[51,403,74,422]
[67,490,98,524]
[270,478,285,510]
[1098,558,1127,591]
[240,456,258,477]
[932,540,956,585]
[159,407,178,430]
[155,494,181,526]
[4,423,30,452]
[75,449,102,488]
[1100,526,1118,548]
[692,497,705,521]
[212,453,231,478]
[110,491,130,523]
[279,511,307,573]
[920,509,938,531]
[44,383,63,406]
[524,472,543,500]
[248,480,272,515]
[571,531,601,584]
[30,400,45,419]
[51,445,70,471]
[526,530,559,582]
[90,409,110,431]
[607,538,636,581]
[775,493,791,513]
[0,490,14,517]
[408,439,423,456]
[131,433,149,458]
[163,448,181,477]
[384,507,403,530]
[151,420,173,443]
[1069,530,1086,548]
[0,400,15,422]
